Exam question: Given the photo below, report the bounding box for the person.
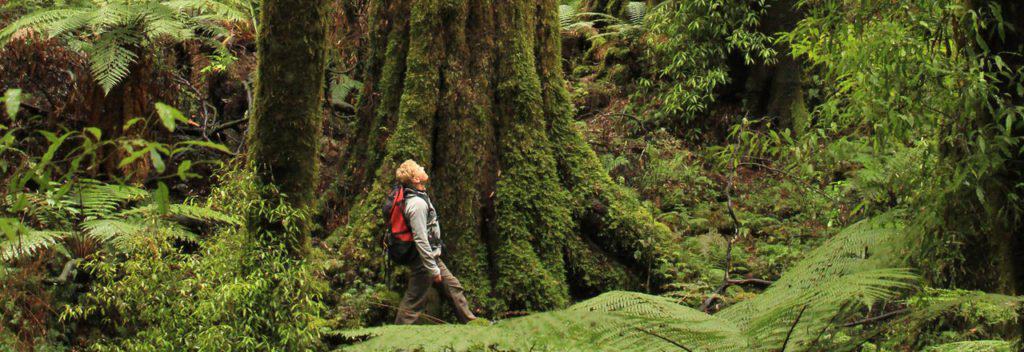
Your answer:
[393,159,477,324]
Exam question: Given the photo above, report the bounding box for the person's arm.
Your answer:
[405,198,441,277]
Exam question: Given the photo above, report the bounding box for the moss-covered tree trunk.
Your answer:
[335,0,678,312]
[247,0,327,255]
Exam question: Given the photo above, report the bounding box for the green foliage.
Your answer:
[0,0,251,93]
[63,168,327,351]
[784,0,1024,289]
[923,340,1016,352]
[634,0,774,132]
[1,180,238,261]
[342,214,918,351]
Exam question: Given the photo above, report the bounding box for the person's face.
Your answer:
[413,166,430,185]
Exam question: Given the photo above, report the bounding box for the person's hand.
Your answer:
[433,274,443,283]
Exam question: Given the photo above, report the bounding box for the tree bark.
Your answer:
[247,0,327,256]
[334,0,678,312]
[84,50,156,184]
[743,0,810,135]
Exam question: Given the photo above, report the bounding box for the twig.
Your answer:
[634,326,694,352]
[780,304,808,352]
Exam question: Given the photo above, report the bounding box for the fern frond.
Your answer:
[82,218,198,251]
[140,2,194,40]
[624,2,647,25]
[87,32,139,94]
[164,0,252,23]
[169,204,241,225]
[343,291,747,352]
[0,8,90,44]
[82,219,146,244]
[923,340,1015,352]
[716,214,917,350]
[559,3,579,29]
[120,203,241,226]
[74,181,149,218]
[1,230,69,261]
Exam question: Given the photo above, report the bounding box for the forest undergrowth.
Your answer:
[0,0,1022,351]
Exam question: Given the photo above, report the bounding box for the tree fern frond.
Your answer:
[1,230,69,261]
[559,3,579,29]
[164,0,253,23]
[140,2,194,40]
[717,214,917,350]
[0,8,90,44]
[87,32,138,94]
[904,288,1023,332]
[39,9,98,39]
[343,291,747,352]
[624,2,647,25]
[923,340,1015,352]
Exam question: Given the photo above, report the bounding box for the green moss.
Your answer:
[330,0,681,316]
[247,0,327,255]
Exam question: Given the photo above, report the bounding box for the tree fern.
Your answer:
[0,0,245,93]
[340,214,919,352]
[341,291,747,352]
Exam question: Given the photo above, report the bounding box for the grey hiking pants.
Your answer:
[395,259,476,324]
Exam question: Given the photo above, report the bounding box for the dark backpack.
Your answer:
[381,185,419,265]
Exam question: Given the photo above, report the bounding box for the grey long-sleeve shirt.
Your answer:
[403,190,442,276]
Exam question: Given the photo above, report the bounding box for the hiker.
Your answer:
[391,159,477,324]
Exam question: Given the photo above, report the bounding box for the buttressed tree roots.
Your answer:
[334,0,679,311]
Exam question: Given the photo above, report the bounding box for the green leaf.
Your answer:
[155,102,186,132]
[84,127,102,140]
[4,89,22,119]
[118,146,151,169]
[150,148,165,173]
[124,117,145,131]
[177,159,192,180]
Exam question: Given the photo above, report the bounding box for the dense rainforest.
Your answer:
[0,0,1021,351]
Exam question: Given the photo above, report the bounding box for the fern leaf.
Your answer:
[1,230,68,261]
[624,2,647,25]
[343,291,747,352]
[87,32,139,94]
[74,181,150,218]
[82,219,146,244]
[0,8,90,44]
[923,340,1014,352]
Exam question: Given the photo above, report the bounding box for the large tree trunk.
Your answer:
[743,0,810,135]
[247,0,327,255]
[334,0,678,312]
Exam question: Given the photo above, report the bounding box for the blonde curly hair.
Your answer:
[395,159,423,185]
